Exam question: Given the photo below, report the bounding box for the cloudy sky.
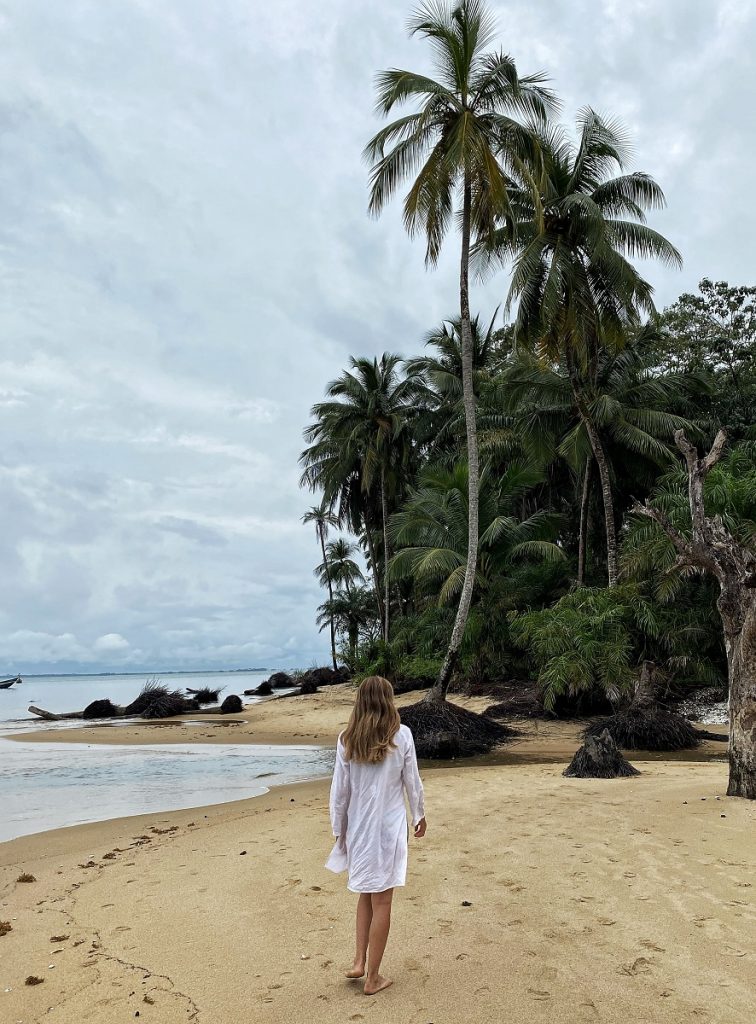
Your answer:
[1,0,754,674]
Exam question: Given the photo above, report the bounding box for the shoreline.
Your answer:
[1,687,750,1023]
[2,682,730,750]
[2,757,753,1024]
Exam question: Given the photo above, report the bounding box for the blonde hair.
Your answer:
[342,676,400,764]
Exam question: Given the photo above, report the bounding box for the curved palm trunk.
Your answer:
[577,456,593,586]
[319,529,337,671]
[381,467,391,643]
[428,177,479,702]
[569,374,618,588]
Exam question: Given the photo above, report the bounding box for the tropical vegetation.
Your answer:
[299,1,756,794]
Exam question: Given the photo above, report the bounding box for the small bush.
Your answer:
[17,872,36,883]
[0,921,12,936]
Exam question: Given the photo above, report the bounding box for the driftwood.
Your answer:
[27,703,238,722]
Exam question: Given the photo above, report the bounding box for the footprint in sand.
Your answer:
[619,956,654,976]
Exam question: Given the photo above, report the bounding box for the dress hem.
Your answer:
[347,881,406,894]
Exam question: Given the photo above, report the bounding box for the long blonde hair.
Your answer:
[342,676,400,764]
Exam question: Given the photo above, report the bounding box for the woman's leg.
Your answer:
[364,888,394,994]
[346,893,372,978]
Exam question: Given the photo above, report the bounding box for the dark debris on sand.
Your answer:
[400,699,518,758]
[583,706,708,752]
[564,729,640,779]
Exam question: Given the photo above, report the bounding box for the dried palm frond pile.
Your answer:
[584,706,703,752]
[82,699,120,720]
[400,700,518,758]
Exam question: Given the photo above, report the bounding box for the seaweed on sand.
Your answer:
[399,700,518,759]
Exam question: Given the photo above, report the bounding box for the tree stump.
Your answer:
[563,729,640,779]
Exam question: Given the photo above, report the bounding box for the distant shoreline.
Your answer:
[13,668,274,678]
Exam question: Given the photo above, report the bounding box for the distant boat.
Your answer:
[0,676,22,690]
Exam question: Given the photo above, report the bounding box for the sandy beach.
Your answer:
[1,687,752,1024]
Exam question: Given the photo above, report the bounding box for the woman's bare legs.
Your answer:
[364,888,394,995]
[346,893,372,978]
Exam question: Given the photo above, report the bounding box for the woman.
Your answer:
[326,676,426,995]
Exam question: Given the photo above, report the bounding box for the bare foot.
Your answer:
[364,975,393,995]
[345,964,365,979]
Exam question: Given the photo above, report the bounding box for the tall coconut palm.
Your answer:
[302,501,339,670]
[300,353,418,641]
[317,538,365,595]
[498,325,711,583]
[478,109,682,587]
[365,0,555,698]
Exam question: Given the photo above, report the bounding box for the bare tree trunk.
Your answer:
[381,467,390,643]
[428,175,479,702]
[721,589,756,799]
[577,456,593,586]
[319,529,337,671]
[569,373,618,588]
[634,430,756,799]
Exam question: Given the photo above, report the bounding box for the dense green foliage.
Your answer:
[299,1,756,714]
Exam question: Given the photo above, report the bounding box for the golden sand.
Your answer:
[1,686,751,1023]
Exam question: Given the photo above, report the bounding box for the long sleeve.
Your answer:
[401,730,425,826]
[329,735,351,837]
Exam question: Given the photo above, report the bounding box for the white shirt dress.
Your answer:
[325,724,425,893]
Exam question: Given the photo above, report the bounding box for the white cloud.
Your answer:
[93,633,130,653]
[0,0,754,672]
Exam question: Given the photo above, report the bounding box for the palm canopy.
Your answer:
[389,460,564,605]
[364,0,557,264]
[498,325,712,474]
[405,310,500,454]
[301,500,338,544]
[299,353,419,528]
[475,108,682,364]
[316,538,364,592]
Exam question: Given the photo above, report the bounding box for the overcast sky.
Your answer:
[1,0,754,674]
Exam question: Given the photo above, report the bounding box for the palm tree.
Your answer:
[302,501,339,670]
[389,461,564,605]
[300,353,418,641]
[479,109,682,587]
[405,311,499,459]
[317,538,365,595]
[499,325,711,583]
[317,587,379,668]
[365,0,555,698]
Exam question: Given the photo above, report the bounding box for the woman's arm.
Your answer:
[329,735,351,837]
[401,730,426,833]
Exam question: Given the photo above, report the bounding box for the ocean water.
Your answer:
[0,671,335,844]
[0,670,273,734]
